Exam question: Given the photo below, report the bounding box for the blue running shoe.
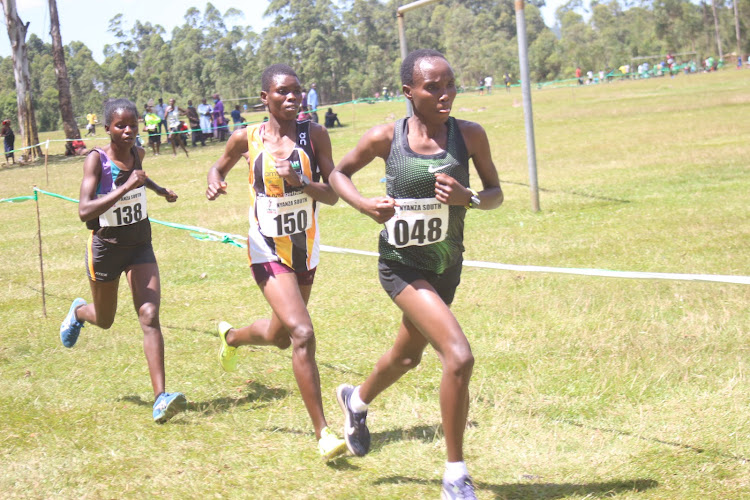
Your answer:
[152,392,187,424]
[336,384,370,456]
[60,298,86,348]
[441,475,476,500]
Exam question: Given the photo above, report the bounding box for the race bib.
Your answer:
[256,192,313,237]
[98,187,148,227]
[385,197,448,248]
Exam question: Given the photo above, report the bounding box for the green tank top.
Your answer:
[379,117,470,273]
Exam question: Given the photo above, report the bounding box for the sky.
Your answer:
[1,0,573,62]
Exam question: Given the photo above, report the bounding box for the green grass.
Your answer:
[1,70,749,499]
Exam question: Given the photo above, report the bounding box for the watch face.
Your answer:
[471,195,481,207]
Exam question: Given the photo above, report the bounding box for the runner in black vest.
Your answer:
[330,49,503,499]
[59,98,186,424]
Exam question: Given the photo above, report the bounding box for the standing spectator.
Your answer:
[166,98,189,157]
[484,75,493,94]
[307,83,319,123]
[143,104,162,156]
[197,98,213,142]
[85,112,98,136]
[212,93,228,141]
[1,119,15,164]
[153,98,167,140]
[575,66,583,85]
[503,72,511,92]
[186,100,204,146]
[230,104,243,131]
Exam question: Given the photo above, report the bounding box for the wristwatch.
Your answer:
[299,174,311,188]
[467,188,481,209]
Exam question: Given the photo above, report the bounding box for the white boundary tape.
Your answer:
[319,245,750,285]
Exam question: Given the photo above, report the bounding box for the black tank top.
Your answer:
[379,117,470,273]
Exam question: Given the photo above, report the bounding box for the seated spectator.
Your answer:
[324,108,342,128]
[65,138,88,156]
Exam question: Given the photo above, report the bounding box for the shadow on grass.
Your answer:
[369,420,478,451]
[118,380,288,416]
[501,179,632,205]
[560,419,750,462]
[373,476,658,499]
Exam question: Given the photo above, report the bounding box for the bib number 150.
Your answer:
[274,210,308,236]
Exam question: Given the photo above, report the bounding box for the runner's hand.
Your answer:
[206,181,228,200]
[124,170,147,191]
[434,173,470,206]
[159,187,178,203]
[360,196,397,224]
[275,160,302,186]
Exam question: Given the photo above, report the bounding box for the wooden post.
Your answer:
[44,139,49,185]
[33,187,47,318]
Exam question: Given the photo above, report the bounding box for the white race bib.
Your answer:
[256,192,313,237]
[385,197,448,248]
[98,187,148,227]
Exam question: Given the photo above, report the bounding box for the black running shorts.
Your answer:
[378,259,462,305]
[85,233,156,282]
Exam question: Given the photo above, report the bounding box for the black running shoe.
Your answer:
[336,383,370,456]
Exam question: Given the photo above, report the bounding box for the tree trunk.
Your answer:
[48,0,82,155]
[1,0,43,159]
[733,0,742,61]
[711,0,723,60]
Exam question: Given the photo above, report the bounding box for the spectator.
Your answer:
[212,93,228,141]
[197,98,213,142]
[503,72,511,92]
[153,98,167,139]
[575,66,582,85]
[1,119,15,164]
[166,98,189,157]
[143,104,162,156]
[324,108,342,128]
[85,112,97,136]
[298,105,312,122]
[484,75,493,94]
[230,104,243,131]
[307,83,319,123]
[186,100,204,146]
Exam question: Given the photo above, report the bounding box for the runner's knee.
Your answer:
[137,302,159,328]
[289,323,315,349]
[443,346,474,378]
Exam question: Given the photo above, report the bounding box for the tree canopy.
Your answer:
[1,0,747,131]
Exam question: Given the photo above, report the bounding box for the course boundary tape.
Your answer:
[1,188,748,285]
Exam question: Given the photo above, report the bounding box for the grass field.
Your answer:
[1,70,749,499]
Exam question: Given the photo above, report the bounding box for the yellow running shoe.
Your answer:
[318,426,347,461]
[218,321,238,372]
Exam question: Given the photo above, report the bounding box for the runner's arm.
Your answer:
[330,124,397,224]
[206,128,249,200]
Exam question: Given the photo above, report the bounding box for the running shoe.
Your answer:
[317,426,347,461]
[152,392,187,424]
[60,298,86,348]
[441,475,476,500]
[217,321,238,372]
[336,383,371,456]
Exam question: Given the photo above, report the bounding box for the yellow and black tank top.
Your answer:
[246,120,321,271]
[379,117,470,274]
